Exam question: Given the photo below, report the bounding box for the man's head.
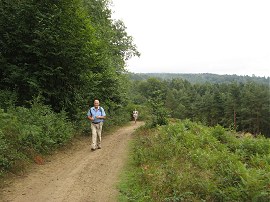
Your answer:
[94,99,100,108]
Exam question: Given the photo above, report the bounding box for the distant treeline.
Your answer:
[131,77,270,137]
[129,73,269,85]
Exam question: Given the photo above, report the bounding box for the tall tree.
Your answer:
[0,0,139,119]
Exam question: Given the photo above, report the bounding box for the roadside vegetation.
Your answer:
[119,120,270,201]
[0,102,74,177]
[120,76,269,201]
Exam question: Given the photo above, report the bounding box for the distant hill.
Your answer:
[128,73,269,85]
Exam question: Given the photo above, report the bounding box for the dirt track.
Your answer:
[1,122,144,202]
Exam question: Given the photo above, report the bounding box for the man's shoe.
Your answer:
[91,148,96,151]
[97,146,101,149]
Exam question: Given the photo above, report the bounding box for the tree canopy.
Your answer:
[131,78,270,137]
[0,0,139,118]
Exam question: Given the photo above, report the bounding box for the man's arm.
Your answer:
[96,115,106,119]
[87,116,94,121]
[87,108,94,121]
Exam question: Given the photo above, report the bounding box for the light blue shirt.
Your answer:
[87,107,106,123]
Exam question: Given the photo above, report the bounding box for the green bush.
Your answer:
[0,103,74,176]
[0,90,17,111]
[119,120,270,201]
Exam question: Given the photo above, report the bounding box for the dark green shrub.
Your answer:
[0,90,17,111]
[0,103,74,176]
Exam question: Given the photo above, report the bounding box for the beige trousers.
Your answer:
[91,122,103,149]
[133,114,138,123]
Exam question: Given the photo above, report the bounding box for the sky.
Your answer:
[111,0,270,77]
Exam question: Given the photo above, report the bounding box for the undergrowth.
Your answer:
[0,103,74,177]
[119,120,270,201]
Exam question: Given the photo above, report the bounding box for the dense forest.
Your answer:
[130,77,270,137]
[0,0,139,118]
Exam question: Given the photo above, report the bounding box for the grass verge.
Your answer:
[118,120,270,201]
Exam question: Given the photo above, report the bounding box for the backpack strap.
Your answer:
[100,107,103,116]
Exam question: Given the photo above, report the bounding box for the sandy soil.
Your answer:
[0,122,144,202]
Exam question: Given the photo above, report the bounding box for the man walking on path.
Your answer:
[133,109,138,124]
[87,99,106,151]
